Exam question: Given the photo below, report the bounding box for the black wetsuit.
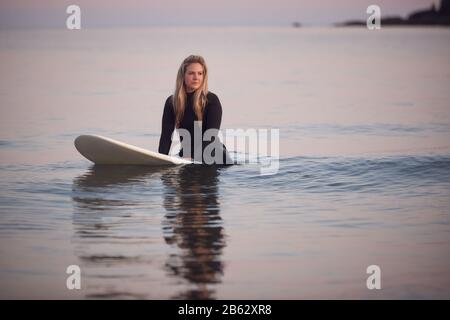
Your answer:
[158,91,231,164]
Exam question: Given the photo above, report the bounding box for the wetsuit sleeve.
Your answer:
[205,93,222,130]
[203,93,231,164]
[158,97,175,155]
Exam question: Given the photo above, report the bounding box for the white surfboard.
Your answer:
[74,134,192,166]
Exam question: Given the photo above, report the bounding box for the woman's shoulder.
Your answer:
[164,95,174,109]
[207,91,220,101]
[206,91,221,107]
[165,94,173,104]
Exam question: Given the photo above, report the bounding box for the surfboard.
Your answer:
[74,134,192,166]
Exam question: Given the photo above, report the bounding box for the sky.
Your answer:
[0,0,441,28]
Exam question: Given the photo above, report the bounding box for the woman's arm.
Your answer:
[205,92,222,131]
[202,92,225,163]
[158,97,175,155]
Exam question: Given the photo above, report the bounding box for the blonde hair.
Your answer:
[173,55,208,128]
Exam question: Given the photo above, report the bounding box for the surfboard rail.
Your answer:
[74,134,192,166]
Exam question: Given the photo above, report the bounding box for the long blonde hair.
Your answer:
[173,55,208,128]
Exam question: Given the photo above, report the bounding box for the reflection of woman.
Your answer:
[161,165,226,299]
[158,55,231,164]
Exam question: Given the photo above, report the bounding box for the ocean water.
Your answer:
[1,26,450,299]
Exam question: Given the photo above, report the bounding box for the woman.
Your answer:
[158,55,231,165]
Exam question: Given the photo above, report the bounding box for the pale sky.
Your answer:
[0,0,441,28]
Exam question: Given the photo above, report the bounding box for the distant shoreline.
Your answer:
[336,0,450,27]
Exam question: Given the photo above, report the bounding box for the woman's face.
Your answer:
[184,63,204,93]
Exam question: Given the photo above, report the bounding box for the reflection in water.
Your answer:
[73,165,165,188]
[71,164,227,299]
[72,165,169,299]
[161,165,226,299]
[73,165,164,213]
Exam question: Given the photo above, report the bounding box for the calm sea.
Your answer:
[1,26,450,299]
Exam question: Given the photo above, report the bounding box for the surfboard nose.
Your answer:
[74,135,101,163]
[74,135,93,152]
